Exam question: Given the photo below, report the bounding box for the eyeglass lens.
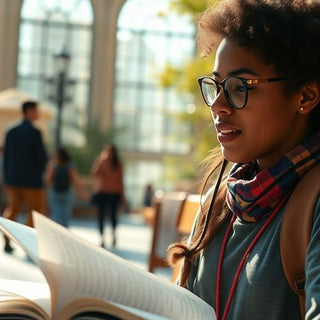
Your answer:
[201,77,247,109]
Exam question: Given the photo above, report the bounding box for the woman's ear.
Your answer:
[299,82,320,113]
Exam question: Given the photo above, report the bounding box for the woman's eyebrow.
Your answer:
[212,68,260,78]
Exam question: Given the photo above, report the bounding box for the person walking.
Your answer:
[143,183,154,207]
[91,144,125,248]
[3,100,48,253]
[46,147,88,227]
[168,1,320,319]
[0,146,6,214]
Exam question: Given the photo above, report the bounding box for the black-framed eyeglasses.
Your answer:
[197,76,287,110]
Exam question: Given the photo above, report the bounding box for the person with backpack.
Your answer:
[46,147,88,227]
[167,1,320,319]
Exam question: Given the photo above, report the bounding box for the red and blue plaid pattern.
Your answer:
[226,131,320,222]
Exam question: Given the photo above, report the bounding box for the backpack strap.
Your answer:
[280,164,320,319]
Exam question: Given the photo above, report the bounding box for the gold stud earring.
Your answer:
[299,107,304,111]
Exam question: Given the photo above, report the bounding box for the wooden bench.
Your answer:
[171,193,201,282]
[148,192,187,273]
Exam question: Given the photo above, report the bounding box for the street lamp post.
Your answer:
[47,50,74,147]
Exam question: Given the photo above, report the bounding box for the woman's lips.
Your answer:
[215,123,241,143]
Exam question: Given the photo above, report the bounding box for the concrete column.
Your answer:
[90,0,126,130]
[0,0,23,91]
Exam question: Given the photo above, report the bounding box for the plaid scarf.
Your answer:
[226,131,320,222]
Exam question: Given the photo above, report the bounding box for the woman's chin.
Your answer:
[221,148,254,164]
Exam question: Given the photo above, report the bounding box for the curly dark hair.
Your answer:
[198,0,320,86]
[168,0,320,287]
[197,0,320,129]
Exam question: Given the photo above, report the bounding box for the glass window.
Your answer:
[115,0,195,209]
[115,0,194,155]
[17,0,93,146]
[125,160,167,211]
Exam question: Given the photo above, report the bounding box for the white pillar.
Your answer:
[90,0,126,130]
[0,0,23,91]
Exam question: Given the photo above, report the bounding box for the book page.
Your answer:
[34,212,215,320]
[113,302,174,320]
[0,279,51,319]
[57,298,172,320]
[0,217,39,264]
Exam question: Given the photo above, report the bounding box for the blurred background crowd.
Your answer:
[0,0,217,276]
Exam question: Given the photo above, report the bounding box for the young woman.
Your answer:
[46,147,88,227]
[91,144,125,248]
[168,1,320,319]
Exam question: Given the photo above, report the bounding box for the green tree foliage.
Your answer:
[160,0,219,183]
[66,118,124,175]
[169,0,208,17]
[169,0,217,18]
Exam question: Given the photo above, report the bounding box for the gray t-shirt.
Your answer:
[186,197,320,319]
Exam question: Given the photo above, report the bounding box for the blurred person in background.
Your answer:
[45,147,88,227]
[143,183,154,207]
[91,144,125,248]
[0,146,6,214]
[2,100,48,253]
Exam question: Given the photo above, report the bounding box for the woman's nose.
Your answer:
[210,89,233,115]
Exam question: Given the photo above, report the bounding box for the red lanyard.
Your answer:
[215,193,290,320]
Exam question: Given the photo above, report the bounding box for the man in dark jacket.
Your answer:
[3,100,48,253]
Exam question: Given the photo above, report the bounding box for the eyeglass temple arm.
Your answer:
[246,77,286,85]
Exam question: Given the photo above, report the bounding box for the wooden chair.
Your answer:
[176,194,201,237]
[141,206,156,225]
[171,193,201,282]
[148,192,187,273]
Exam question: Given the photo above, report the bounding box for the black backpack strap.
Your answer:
[280,164,320,319]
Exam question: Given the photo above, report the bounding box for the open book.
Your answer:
[0,212,216,320]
